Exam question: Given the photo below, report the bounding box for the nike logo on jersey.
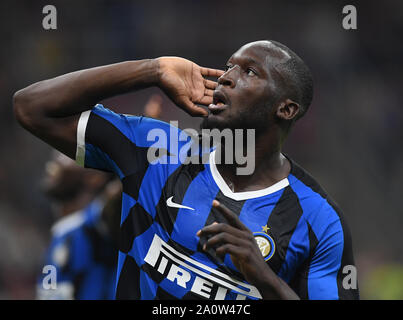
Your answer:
[166,196,195,211]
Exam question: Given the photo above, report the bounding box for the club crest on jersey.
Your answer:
[253,228,275,261]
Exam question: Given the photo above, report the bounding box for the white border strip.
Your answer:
[209,150,289,201]
[75,110,91,167]
[51,210,85,237]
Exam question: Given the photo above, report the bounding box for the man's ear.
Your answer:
[276,99,300,121]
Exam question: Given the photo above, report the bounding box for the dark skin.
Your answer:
[204,41,299,192]
[197,200,299,300]
[13,58,221,158]
[198,41,301,299]
[13,41,300,299]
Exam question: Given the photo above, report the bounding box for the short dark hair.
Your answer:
[269,40,314,121]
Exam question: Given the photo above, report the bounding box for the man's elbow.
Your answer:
[13,86,40,130]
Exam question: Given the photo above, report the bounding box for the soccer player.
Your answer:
[37,152,120,300]
[14,40,359,300]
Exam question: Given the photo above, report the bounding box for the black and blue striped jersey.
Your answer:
[75,104,359,300]
[37,200,117,300]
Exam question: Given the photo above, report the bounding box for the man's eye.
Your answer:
[246,68,256,76]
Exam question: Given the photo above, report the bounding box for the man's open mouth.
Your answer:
[208,91,229,114]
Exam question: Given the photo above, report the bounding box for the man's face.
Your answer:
[201,41,288,132]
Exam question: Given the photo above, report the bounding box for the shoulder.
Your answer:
[51,211,86,239]
[90,104,173,134]
[287,157,348,242]
[85,104,196,151]
[51,200,104,238]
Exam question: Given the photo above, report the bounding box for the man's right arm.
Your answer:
[13,58,222,159]
[13,59,159,159]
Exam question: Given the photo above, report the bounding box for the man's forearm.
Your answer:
[14,59,159,119]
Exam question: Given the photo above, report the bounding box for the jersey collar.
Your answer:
[208,150,290,201]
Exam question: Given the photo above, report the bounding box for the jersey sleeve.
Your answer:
[292,205,359,300]
[75,104,193,179]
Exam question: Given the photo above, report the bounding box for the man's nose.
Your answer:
[218,67,237,88]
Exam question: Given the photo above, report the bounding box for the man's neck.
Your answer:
[215,130,290,193]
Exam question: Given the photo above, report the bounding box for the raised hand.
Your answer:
[196,200,270,287]
[196,200,299,299]
[156,57,224,117]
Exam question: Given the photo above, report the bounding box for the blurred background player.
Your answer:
[36,95,161,300]
[36,151,121,300]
